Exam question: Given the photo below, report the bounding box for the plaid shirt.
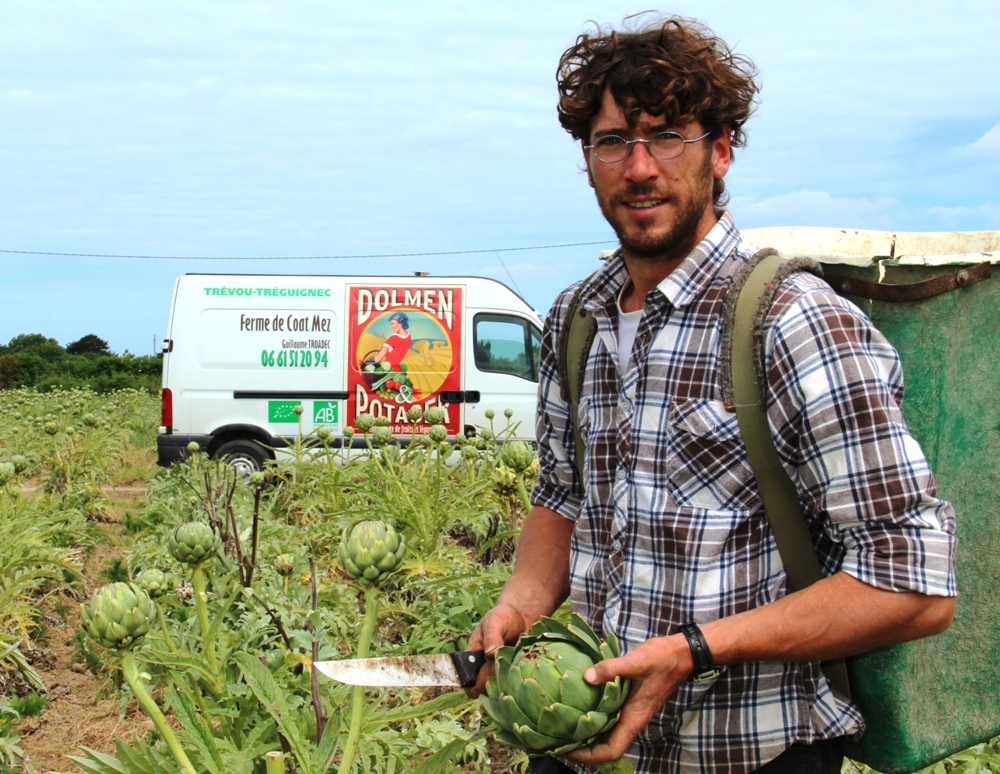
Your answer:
[532,213,958,773]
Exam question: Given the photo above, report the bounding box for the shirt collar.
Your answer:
[578,211,742,314]
[656,211,741,309]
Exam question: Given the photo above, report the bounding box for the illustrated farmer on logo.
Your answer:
[361,312,418,403]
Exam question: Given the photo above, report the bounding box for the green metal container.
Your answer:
[746,227,1000,773]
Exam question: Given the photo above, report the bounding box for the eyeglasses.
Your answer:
[585,130,711,163]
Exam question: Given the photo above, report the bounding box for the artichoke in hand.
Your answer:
[80,582,156,650]
[337,520,405,586]
[482,613,630,758]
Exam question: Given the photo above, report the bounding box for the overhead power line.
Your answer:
[0,240,616,261]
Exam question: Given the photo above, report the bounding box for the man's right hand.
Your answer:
[465,600,531,697]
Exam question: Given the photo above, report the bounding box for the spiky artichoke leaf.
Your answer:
[573,710,610,741]
[512,675,548,723]
[559,666,602,710]
[513,724,563,751]
[480,695,506,728]
[498,693,533,731]
[494,645,514,687]
[604,629,621,659]
[536,702,586,738]
[597,679,626,713]
[494,730,525,748]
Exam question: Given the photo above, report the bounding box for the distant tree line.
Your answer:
[0,334,160,393]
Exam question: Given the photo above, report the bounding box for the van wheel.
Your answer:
[213,440,267,480]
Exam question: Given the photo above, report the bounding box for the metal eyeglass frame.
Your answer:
[585,130,711,163]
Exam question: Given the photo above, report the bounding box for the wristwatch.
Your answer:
[679,622,720,684]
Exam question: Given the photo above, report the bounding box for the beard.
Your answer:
[594,150,715,264]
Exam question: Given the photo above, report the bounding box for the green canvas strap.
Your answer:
[557,274,598,486]
[723,249,851,699]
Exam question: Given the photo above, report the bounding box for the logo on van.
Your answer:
[268,401,301,423]
[313,401,339,426]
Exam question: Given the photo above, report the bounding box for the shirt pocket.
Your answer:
[664,398,758,512]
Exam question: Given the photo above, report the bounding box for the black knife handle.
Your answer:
[450,650,487,688]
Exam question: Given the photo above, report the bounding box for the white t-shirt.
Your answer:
[616,284,643,374]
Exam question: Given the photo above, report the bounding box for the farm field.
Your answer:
[0,388,997,774]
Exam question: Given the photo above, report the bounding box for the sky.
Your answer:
[1,0,998,356]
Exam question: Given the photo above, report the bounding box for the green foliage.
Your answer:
[99,557,130,584]
[8,692,47,718]
[0,332,160,393]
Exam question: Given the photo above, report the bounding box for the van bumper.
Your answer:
[157,434,213,467]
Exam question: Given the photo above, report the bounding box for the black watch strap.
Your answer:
[679,622,720,684]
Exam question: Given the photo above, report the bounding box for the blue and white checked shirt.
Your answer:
[532,213,957,773]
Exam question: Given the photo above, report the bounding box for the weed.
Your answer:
[9,693,47,718]
[99,557,130,584]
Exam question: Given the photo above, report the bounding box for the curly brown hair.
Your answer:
[557,15,760,207]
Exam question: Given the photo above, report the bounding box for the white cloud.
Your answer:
[959,123,1000,155]
[729,191,898,230]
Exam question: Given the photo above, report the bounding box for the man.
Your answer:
[470,15,958,774]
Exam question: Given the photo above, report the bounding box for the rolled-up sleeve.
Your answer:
[765,274,958,597]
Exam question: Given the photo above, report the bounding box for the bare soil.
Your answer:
[19,498,155,774]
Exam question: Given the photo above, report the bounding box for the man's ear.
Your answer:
[712,127,733,180]
[582,141,595,188]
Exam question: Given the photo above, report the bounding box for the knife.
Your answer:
[313,650,488,688]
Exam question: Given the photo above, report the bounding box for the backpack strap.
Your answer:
[557,274,599,487]
[721,248,851,699]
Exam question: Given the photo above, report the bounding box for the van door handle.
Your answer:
[439,391,480,404]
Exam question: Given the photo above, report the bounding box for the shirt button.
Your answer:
[611,539,622,552]
[620,397,633,412]
[616,467,627,481]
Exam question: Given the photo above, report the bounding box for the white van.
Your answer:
[157,274,543,474]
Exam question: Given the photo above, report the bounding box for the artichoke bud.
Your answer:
[186,441,200,454]
[274,553,295,577]
[372,426,393,446]
[355,414,375,433]
[316,425,332,441]
[424,406,446,425]
[492,465,519,494]
[0,463,14,487]
[480,613,630,757]
[168,521,221,566]
[80,582,155,650]
[175,582,194,601]
[136,569,170,598]
[407,405,423,423]
[484,409,495,420]
[428,424,448,443]
[500,441,535,473]
[337,520,405,586]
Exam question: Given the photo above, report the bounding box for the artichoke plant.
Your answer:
[80,583,196,774]
[80,582,155,650]
[337,520,405,586]
[482,614,631,762]
[168,521,221,566]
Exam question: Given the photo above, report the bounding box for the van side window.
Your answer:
[473,314,541,382]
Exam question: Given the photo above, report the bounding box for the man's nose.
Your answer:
[623,141,659,181]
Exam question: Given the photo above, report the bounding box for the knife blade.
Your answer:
[313,650,487,688]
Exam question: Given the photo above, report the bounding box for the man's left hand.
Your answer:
[566,634,695,765]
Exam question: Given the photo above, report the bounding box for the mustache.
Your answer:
[615,183,671,202]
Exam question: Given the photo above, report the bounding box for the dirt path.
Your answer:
[20,496,154,774]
